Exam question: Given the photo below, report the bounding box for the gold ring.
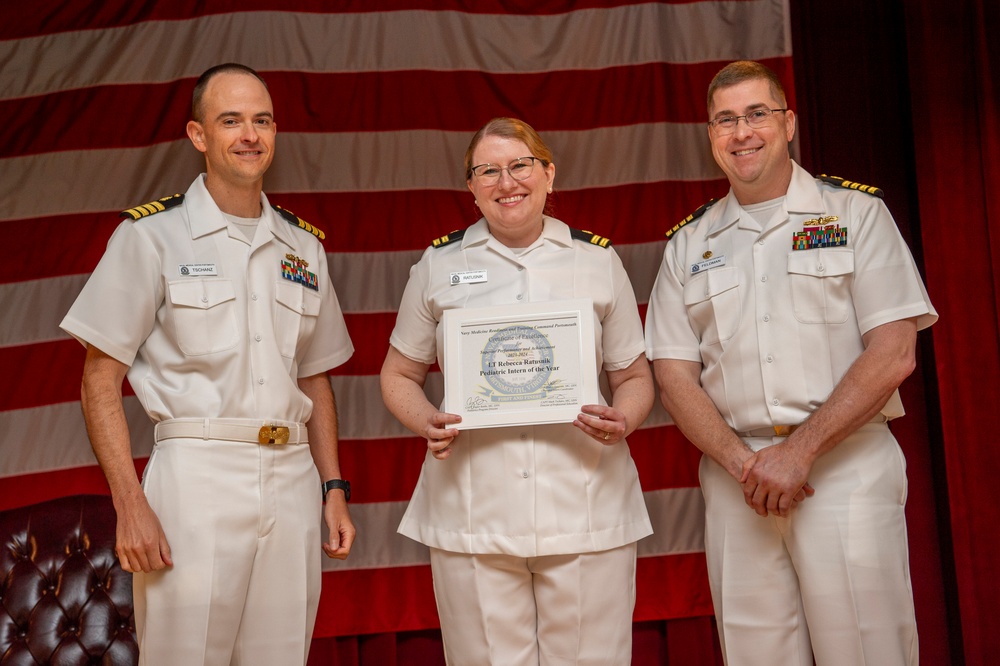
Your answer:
[604,432,610,441]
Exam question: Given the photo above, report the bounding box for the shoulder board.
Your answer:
[120,194,184,221]
[665,199,717,241]
[570,227,612,248]
[817,174,884,199]
[431,229,466,248]
[273,205,326,240]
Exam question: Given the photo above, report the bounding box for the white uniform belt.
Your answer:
[737,414,889,438]
[154,418,308,445]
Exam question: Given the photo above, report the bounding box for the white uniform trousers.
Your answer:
[700,423,919,666]
[134,437,321,666]
[429,543,637,666]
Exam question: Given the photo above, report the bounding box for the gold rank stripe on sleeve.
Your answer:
[431,229,466,248]
[119,193,184,220]
[570,227,612,248]
[665,198,717,241]
[817,174,885,199]
[272,204,326,240]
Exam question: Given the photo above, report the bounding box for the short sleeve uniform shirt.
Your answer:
[60,174,354,423]
[393,217,653,557]
[645,161,937,432]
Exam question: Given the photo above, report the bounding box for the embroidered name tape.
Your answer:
[450,270,488,285]
[179,264,218,276]
[691,255,726,274]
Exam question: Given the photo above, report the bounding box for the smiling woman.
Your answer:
[464,120,556,248]
[380,116,655,664]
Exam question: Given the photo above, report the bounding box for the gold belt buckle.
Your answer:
[258,425,290,445]
[773,425,796,437]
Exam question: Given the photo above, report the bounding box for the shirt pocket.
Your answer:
[683,266,742,345]
[787,248,854,324]
[167,278,239,355]
[274,280,322,359]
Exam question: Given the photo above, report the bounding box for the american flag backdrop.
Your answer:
[0,0,794,637]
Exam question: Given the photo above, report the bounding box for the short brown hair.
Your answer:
[707,60,786,115]
[191,63,268,122]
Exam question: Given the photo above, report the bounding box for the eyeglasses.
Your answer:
[707,108,788,135]
[469,156,543,185]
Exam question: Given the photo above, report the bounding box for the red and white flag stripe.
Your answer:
[1,0,793,636]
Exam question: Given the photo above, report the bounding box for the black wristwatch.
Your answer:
[322,478,351,503]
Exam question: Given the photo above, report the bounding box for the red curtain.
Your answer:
[791,1,1000,665]
[905,3,1000,666]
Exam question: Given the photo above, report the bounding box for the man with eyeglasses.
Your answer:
[645,60,936,665]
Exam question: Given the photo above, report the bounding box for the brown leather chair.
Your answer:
[0,495,137,665]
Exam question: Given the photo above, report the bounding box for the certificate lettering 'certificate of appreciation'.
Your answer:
[442,298,598,429]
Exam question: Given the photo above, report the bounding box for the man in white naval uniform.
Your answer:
[60,63,355,665]
[644,60,936,665]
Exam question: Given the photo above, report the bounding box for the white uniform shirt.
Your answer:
[61,174,354,423]
[645,161,937,432]
[393,217,653,557]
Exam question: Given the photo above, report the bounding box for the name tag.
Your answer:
[179,263,218,276]
[691,255,726,274]
[450,270,488,285]
[691,255,726,275]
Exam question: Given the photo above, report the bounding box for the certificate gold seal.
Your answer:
[479,324,555,401]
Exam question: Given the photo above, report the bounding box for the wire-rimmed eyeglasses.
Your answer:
[469,156,544,185]
[707,108,788,135]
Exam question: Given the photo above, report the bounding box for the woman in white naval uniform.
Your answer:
[380,118,654,666]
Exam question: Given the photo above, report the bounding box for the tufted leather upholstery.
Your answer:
[0,495,137,666]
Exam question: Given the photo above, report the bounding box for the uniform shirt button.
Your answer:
[258,378,265,385]
[760,275,768,282]
[518,266,525,272]
[520,434,527,441]
[255,334,262,342]
[817,264,825,272]
[516,293,523,300]
[522,470,529,478]
[772,398,779,406]
[762,314,770,322]
[251,293,259,301]
[758,239,765,245]
[766,354,774,363]
[201,296,208,303]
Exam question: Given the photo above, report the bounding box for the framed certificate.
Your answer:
[442,298,598,429]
